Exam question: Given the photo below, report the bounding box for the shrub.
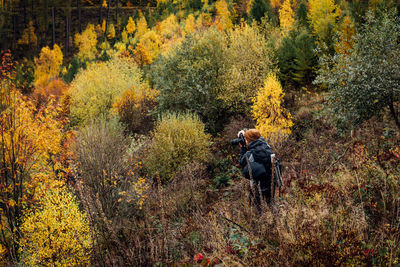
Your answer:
[34,44,63,88]
[19,181,92,266]
[112,84,158,135]
[316,11,400,131]
[151,28,228,132]
[75,116,132,216]
[151,25,275,132]
[221,24,274,114]
[69,57,144,126]
[145,112,211,183]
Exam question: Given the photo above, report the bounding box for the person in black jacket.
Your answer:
[238,129,273,213]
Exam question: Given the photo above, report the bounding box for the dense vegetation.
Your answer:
[1,0,400,265]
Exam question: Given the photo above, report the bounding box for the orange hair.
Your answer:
[244,129,261,144]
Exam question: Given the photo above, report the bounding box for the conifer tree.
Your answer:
[334,15,355,55]
[279,0,295,35]
[251,73,293,143]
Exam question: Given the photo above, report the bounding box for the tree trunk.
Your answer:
[52,5,55,48]
[99,1,103,24]
[104,0,111,41]
[78,0,82,33]
[116,0,119,32]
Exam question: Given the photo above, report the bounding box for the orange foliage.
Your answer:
[32,78,68,105]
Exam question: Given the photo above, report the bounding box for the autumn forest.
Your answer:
[0,0,400,265]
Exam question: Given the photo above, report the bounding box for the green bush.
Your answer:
[151,28,228,132]
[145,112,211,183]
[151,25,274,132]
[69,57,144,126]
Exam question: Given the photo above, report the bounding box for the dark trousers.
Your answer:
[249,176,271,214]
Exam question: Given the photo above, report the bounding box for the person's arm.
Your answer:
[239,147,249,167]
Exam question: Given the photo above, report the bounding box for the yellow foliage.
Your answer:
[101,19,106,33]
[34,44,63,88]
[122,29,128,43]
[135,13,149,40]
[196,13,212,29]
[279,0,295,35]
[308,0,340,44]
[19,181,92,266]
[17,20,37,47]
[335,15,354,55]
[184,14,196,34]
[271,0,281,9]
[215,0,233,31]
[74,24,98,61]
[156,14,182,40]
[107,23,116,39]
[126,16,136,34]
[145,113,211,183]
[134,30,162,66]
[251,73,293,143]
[69,57,143,125]
[102,0,107,8]
[112,84,158,133]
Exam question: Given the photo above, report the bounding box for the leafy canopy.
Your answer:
[316,11,400,130]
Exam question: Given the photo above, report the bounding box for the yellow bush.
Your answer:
[184,14,196,35]
[34,44,63,88]
[69,57,143,125]
[19,182,92,266]
[251,73,293,143]
[74,24,98,61]
[145,113,211,183]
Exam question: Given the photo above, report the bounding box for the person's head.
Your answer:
[244,129,261,146]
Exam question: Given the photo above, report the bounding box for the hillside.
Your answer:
[0,0,400,265]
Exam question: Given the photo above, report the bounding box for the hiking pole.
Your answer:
[271,154,276,205]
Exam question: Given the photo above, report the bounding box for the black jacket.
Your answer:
[240,137,273,181]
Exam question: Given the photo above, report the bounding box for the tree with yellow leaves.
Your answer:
[135,13,149,40]
[17,20,37,47]
[215,0,233,31]
[308,0,340,51]
[334,14,355,55]
[19,180,92,266]
[74,24,98,61]
[34,44,63,88]
[134,30,162,66]
[184,14,196,34]
[126,16,136,35]
[271,0,281,9]
[279,0,295,35]
[0,68,65,263]
[107,23,116,39]
[251,73,293,143]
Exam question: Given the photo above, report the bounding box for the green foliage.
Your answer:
[69,57,144,126]
[221,24,275,114]
[145,112,211,183]
[277,28,317,86]
[251,0,274,23]
[151,28,227,132]
[316,11,400,130]
[151,26,274,132]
